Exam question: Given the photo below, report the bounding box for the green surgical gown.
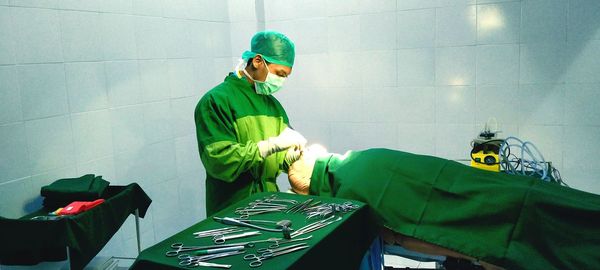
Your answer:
[309,148,600,270]
[195,73,291,216]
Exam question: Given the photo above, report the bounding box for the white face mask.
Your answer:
[242,58,286,95]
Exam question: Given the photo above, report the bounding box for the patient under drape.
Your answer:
[303,148,600,270]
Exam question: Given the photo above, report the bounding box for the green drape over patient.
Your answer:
[309,148,600,270]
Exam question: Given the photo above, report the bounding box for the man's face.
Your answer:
[252,55,292,81]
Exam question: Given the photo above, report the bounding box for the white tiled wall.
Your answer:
[266,0,600,195]
[0,0,232,268]
[2,0,600,268]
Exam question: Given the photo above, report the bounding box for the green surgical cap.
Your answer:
[241,31,295,67]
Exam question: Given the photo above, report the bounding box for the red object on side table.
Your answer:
[57,199,105,215]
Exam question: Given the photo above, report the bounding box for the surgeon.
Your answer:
[195,31,306,216]
[287,147,600,270]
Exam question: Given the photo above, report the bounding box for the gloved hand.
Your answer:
[288,151,315,195]
[257,127,307,158]
[284,148,302,165]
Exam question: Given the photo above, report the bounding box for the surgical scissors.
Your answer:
[213,231,261,244]
[243,243,310,268]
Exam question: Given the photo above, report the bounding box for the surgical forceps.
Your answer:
[243,243,310,268]
[213,217,292,233]
[213,230,262,244]
[178,259,231,268]
[261,194,298,204]
[290,215,342,238]
[206,235,308,252]
[166,242,250,257]
[304,201,359,219]
[255,242,309,255]
[236,209,284,219]
[232,218,290,227]
[236,203,287,213]
[286,198,322,214]
[235,199,290,218]
[178,250,245,268]
[261,235,313,250]
[193,227,247,238]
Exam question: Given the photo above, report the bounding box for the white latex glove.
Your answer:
[284,148,302,165]
[257,127,307,158]
[288,151,316,195]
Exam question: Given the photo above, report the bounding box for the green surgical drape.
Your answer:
[309,148,600,270]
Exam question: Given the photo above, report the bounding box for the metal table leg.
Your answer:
[135,209,141,254]
[66,246,71,270]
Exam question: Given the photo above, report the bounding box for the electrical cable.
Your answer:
[499,137,552,181]
[470,133,568,186]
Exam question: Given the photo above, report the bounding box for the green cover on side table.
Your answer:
[0,183,152,270]
[132,192,378,269]
[40,174,110,209]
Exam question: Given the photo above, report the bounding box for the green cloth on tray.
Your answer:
[1,183,152,270]
[41,174,110,209]
[308,148,600,270]
[131,192,378,269]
